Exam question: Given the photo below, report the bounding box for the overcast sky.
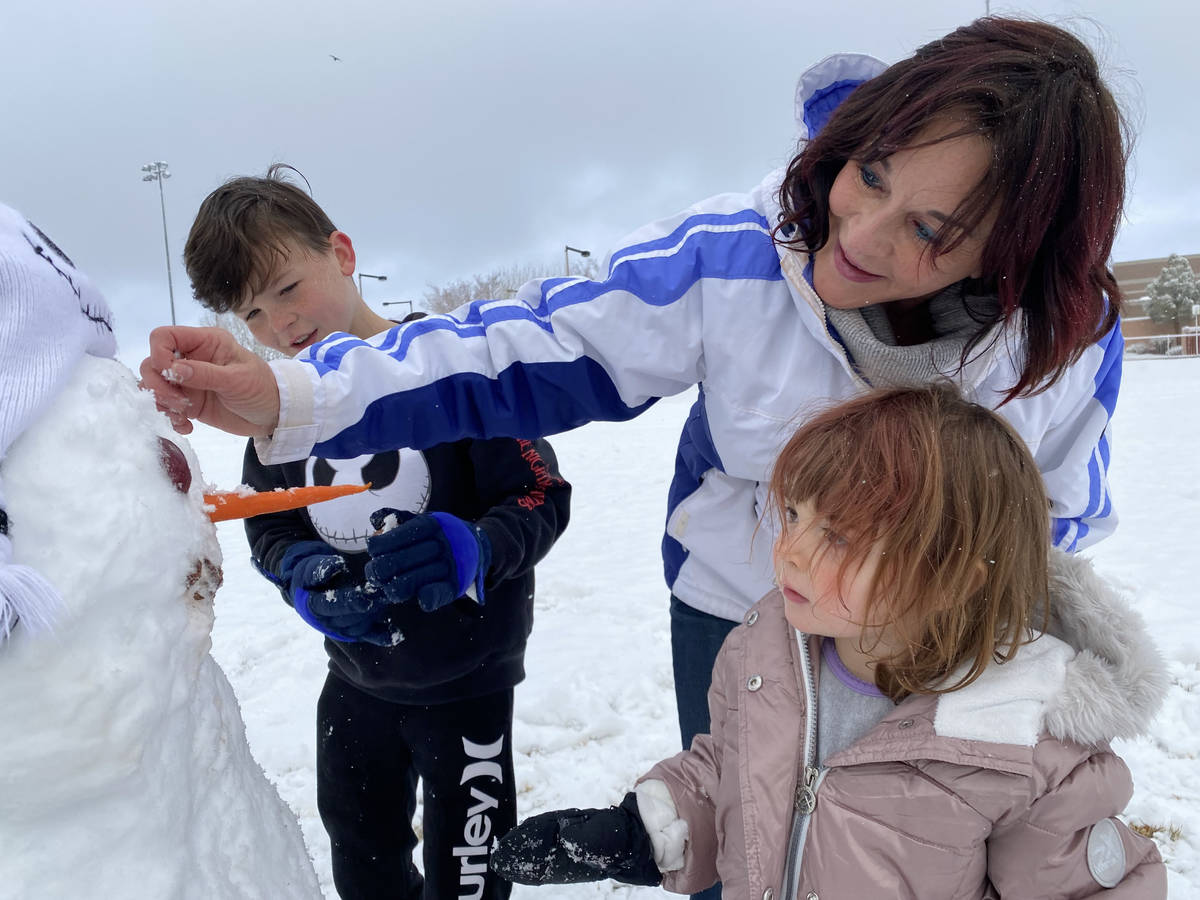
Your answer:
[4,0,1197,361]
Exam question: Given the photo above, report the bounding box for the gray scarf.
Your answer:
[824,282,1001,387]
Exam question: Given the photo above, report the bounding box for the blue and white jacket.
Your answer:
[257,56,1121,623]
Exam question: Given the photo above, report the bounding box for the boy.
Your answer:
[183,166,571,900]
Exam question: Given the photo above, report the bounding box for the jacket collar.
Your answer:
[774,236,1016,392]
[827,550,1166,769]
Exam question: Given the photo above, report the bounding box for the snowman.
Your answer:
[0,203,322,899]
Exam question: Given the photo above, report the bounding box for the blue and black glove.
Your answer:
[276,541,398,646]
[365,509,492,612]
[490,791,662,886]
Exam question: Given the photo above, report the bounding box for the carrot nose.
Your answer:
[203,483,372,522]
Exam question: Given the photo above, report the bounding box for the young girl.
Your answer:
[144,16,1130,837]
[490,384,1167,899]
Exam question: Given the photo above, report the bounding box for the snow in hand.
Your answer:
[0,357,321,900]
[2,356,1197,899]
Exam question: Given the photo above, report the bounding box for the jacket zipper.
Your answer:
[797,633,818,804]
[780,633,821,900]
[779,247,871,391]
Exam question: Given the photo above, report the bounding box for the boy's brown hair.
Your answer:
[769,383,1050,701]
[184,164,336,313]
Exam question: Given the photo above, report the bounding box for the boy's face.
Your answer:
[234,231,359,356]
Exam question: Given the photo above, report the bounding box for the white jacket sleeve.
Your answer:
[255,198,780,464]
[1031,322,1123,551]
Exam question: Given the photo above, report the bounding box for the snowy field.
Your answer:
[195,356,1200,899]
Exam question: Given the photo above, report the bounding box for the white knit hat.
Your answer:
[0,202,117,640]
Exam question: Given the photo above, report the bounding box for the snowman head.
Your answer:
[0,202,118,640]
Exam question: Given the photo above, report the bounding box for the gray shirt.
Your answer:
[815,637,894,765]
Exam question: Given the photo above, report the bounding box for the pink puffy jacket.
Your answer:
[641,550,1168,899]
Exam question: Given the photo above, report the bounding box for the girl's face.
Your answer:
[773,499,900,681]
[812,127,995,311]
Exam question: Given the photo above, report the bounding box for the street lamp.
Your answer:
[141,161,176,326]
[564,244,591,276]
[358,272,387,297]
[381,299,415,316]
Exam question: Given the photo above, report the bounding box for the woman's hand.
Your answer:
[139,326,280,437]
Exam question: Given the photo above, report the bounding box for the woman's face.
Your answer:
[812,127,995,310]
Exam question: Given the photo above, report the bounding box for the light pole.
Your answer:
[358,272,387,297]
[381,299,415,316]
[564,245,591,276]
[141,161,176,326]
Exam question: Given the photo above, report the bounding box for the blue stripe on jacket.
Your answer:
[309,220,777,374]
[607,208,772,268]
[301,209,781,461]
[313,213,780,375]
[662,389,725,588]
[311,359,656,460]
[1052,320,1123,552]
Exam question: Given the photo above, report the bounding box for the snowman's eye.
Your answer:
[157,437,192,494]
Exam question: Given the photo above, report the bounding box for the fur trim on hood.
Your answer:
[932,548,1167,749]
[1041,548,1168,746]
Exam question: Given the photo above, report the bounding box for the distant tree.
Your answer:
[1145,254,1200,333]
[199,310,286,362]
[423,255,605,315]
[564,253,603,282]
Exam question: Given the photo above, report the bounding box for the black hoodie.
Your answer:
[242,434,569,704]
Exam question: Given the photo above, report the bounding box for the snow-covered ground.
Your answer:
[198,357,1200,898]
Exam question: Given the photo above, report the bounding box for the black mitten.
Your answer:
[490,791,661,887]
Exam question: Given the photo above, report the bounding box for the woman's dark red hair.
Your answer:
[777,18,1130,400]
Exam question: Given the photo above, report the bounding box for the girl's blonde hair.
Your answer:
[769,383,1050,700]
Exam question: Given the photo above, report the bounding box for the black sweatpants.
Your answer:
[317,673,516,900]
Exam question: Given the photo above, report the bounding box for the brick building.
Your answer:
[1113,253,1200,345]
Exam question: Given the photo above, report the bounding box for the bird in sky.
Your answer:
[329,54,342,62]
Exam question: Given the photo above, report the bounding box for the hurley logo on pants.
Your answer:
[456,735,504,899]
